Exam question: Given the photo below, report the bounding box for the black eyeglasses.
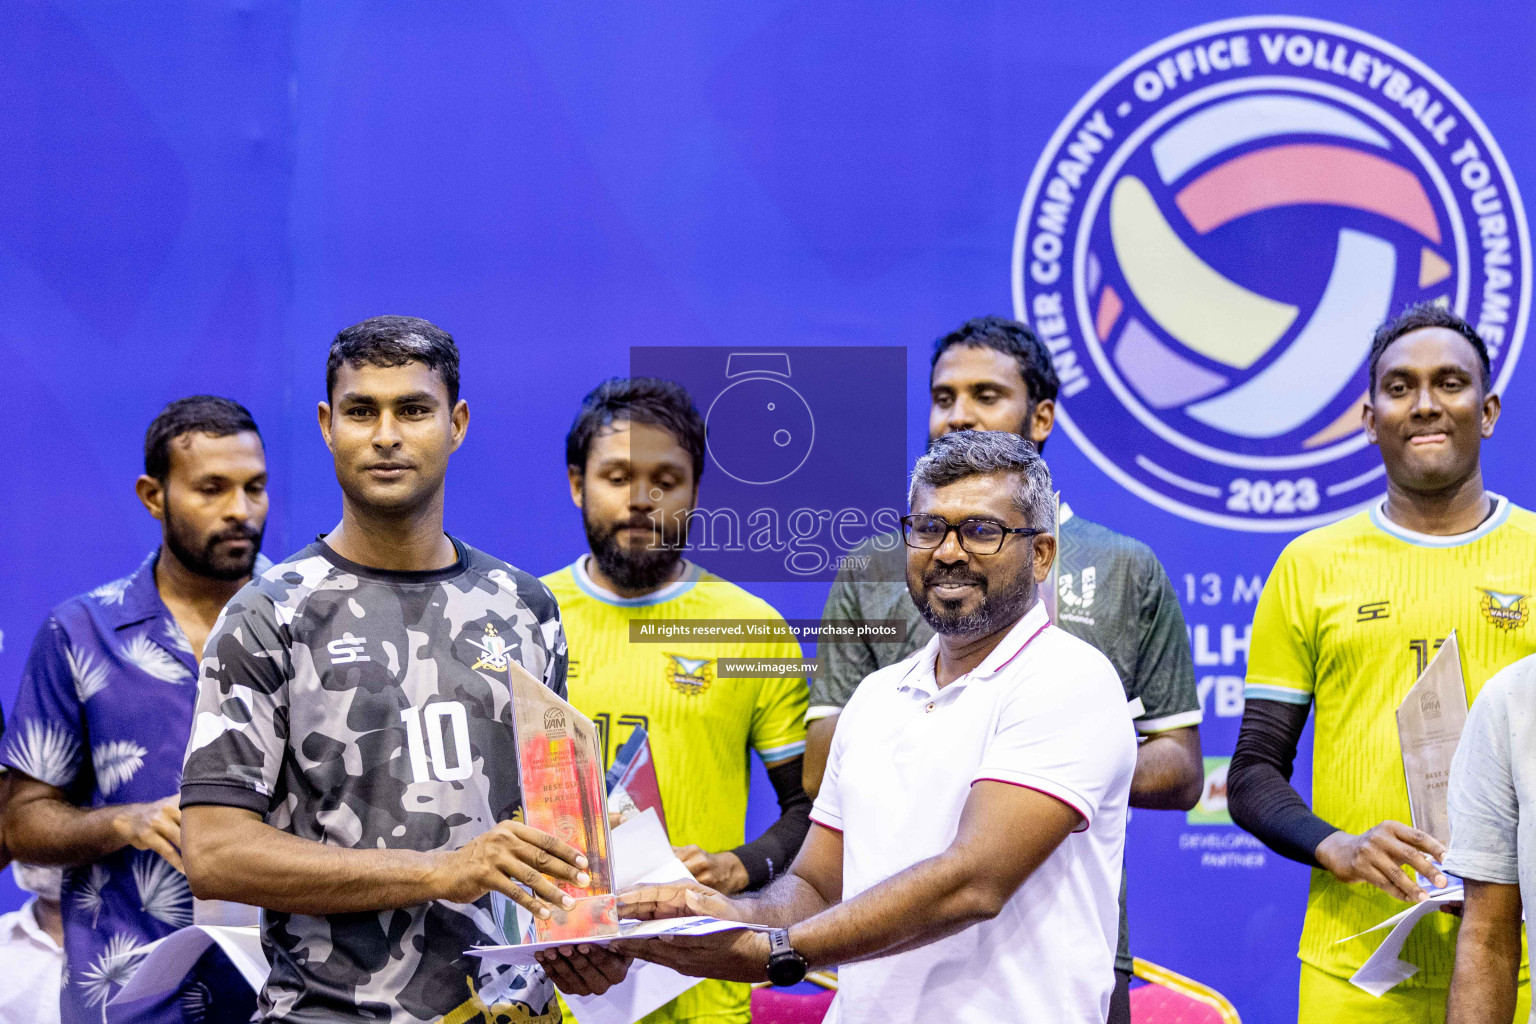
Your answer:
[900,514,1044,555]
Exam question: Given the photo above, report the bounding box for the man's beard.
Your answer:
[585,508,689,592]
[911,563,1035,639]
[164,501,263,582]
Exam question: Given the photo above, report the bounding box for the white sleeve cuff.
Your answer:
[972,770,1093,832]
[809,806,843,832]
[805,705,842,723]
[1135,708,1204,735]
[1443,849,1519,886]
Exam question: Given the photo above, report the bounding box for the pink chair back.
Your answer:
[1130,958,1242,1024]
[1131,983,1235,1024]
[749,986,837,1024]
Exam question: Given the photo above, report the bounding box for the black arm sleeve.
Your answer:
[732,756,813,891]
[1227,698,1341,868]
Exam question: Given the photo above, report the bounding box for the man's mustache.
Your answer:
[612,515,659,530]
[209,525,262,545]
[605,515,687,546]
[923,567,986,589]
[607,515,664,536]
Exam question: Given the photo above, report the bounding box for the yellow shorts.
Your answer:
[1298,963,1530,1023]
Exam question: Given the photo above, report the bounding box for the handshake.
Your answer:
[533,879,772,997]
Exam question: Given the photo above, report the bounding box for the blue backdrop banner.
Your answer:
[2,4,1532,1021]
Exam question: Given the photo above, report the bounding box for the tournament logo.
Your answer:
[665,653,713,696]
[1480,589,1530,631]
[1419,690,1443,719]
[1013,17,1529,530]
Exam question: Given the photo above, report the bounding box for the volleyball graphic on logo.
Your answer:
[1102,96,1445,442]
[1014,17,1529,530]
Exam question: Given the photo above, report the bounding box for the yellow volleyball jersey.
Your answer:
[1246,494,1536,987]
[542,557,808,1024]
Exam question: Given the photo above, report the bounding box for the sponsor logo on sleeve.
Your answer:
[326,634,370,664]
[1356,600,1391,622]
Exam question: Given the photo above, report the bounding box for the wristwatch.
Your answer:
[765,928,809,986]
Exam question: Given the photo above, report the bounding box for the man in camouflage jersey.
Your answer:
[181,317,625,1023]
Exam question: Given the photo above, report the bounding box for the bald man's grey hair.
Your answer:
[908,430,1054,530]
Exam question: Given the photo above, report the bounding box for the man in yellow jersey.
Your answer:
[543,377,812,1024]
[1230,302,1535,1023]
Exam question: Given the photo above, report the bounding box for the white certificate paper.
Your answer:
[473,807,768,1024]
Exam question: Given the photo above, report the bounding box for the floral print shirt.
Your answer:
[1,551,263,1023]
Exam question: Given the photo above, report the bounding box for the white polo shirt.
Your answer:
[810,599,1136,1024]
[0,897,63,1024]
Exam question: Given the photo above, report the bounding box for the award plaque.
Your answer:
[506,661,620,943]
[1395,631,1469,847]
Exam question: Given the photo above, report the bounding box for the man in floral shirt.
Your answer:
[1,396,270,1024]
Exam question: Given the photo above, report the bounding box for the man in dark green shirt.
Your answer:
[804,316,1203,1024]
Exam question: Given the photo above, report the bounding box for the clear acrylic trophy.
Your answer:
[506,661,620,943]
[1395,631,1469,849]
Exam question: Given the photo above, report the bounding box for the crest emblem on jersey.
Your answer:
[1059,566,1098,610]
[1013,16,1529,530]
[665,653,713,696]
[468,622,515,672]
[1480,589,1530,631]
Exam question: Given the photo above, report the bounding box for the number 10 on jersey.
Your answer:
[400,702,473,783]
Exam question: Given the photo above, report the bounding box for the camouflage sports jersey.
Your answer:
[181,538,568,1023]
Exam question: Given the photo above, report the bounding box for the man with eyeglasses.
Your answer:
[802,316,1202,1022]
[614,431,1136,1024]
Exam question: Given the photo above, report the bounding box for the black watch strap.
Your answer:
[765,928,808,986]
